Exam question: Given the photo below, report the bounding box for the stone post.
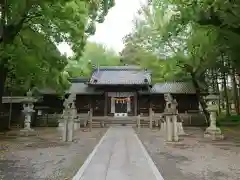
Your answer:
[67,114,74,142]
[177,114,187,135]
[154,111,159,127]
[149,107,153,129]
[72,105,80,130]
[74,118,81,130]
[100,120,105,128]
[62,113,68,142]
[58,112,64,132]
[172,114,178,141]
[177,121,187,135]
[160,116,166,135]
[165,115,172,141]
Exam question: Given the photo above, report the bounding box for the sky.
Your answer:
[58,0,147,57]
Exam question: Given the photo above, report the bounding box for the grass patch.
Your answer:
[217,114,240,127]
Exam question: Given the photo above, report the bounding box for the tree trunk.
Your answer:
[190,72,210,124]
[214,71,221,114]
[222,71,230,116]
[0,61,8,112]
[231,68,240,114]
[237,74,240,110]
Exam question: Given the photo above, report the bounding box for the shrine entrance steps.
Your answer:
[91,116,149,127]
[72,126,164,180]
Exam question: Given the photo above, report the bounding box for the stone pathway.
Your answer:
[73,126,164,180]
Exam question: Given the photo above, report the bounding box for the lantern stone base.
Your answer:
[204,127,224,140]
[19,128,36,136]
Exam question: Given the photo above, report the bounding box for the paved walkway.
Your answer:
[73,126,164,180]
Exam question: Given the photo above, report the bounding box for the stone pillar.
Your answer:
[177,114,187,135]
[67,117,74,142]
[177,122,186,135]
[100,121,105,128]
[74,119,80,130]
[58,118,64,132]
[62,117,68,142]
[165,115,172,141]
[58,110,64,131]
[172,115,178,141]
[154,112,159,127]
[160,117,166,135]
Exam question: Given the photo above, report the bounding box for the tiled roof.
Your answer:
[150,82,196,94]
[68,77,88,83]
[38,82,102,95]
[37,88,58,95]
[93,66,142,71]
[2,96,39,103]
[89,66,151,85]
[68,82,103,94]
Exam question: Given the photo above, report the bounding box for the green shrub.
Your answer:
[216,114,240,126]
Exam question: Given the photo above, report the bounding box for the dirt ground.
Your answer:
[137,127,240,180]
[0,127,107,180]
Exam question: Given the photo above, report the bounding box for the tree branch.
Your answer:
[25,12,42,23]
[0,0,7,40]
[0,0,35,44]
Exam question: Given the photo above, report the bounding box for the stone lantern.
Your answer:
[20,90,37,136]
[204,93,224,140]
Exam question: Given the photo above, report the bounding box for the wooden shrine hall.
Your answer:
[34,65,203,126]
[1,65,205,130]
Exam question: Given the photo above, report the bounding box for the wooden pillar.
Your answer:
[137,115,141,133]
[89,108,92,132]
[134,93,138,116]
[104,92,108,116]
[149,107,153,129]
[101,92,107,127]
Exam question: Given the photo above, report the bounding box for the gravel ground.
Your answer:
[136,127,240,180]
[0,127,107,180]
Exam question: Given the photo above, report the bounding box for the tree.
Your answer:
[121,0,226,122]
[5,30,69,95]
[123,0,240,119]
[66,42,121,77]
[169,0,240,115]
[0,0,115,111]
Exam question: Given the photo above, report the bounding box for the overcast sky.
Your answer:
[58,0,147,56]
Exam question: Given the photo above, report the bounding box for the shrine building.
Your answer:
[33,65,204,127]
